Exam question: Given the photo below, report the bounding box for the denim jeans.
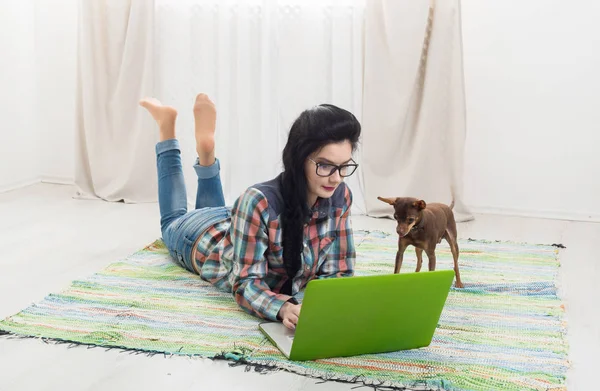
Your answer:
[155,139,231,272]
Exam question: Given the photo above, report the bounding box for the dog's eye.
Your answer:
[408,218,415,223]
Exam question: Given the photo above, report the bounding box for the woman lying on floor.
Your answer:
[140,94,361,330]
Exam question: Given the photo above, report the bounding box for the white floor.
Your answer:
[0,183,597,391]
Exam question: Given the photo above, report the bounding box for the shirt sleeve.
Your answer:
[229,187,294,321]
[317,185,356,279]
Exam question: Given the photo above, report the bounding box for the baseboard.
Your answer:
[0,176,74,194]
[0,178,41,194]
[467,205,600,223]
[40,175,74,185]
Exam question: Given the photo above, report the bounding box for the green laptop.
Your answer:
[259,269,454,361]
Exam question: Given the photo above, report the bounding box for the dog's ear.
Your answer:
[413,200,426,210]
[377,197,397,205]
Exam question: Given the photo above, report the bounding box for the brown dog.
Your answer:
[377,197,464,288]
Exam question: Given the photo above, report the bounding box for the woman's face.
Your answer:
[305,140,354,207]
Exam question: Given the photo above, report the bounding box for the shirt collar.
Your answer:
[309,197,332,219]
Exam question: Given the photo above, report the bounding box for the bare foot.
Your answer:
[193,93,217,166]
[139,98,178,141]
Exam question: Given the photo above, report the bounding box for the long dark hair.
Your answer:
[280,104,361,283]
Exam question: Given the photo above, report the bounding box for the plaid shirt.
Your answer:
[192,174,355,321]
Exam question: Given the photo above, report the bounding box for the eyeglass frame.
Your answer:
[307,158,359,177]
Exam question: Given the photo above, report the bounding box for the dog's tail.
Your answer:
[449,184,456,210]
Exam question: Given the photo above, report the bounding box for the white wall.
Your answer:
[0,0,77,191]
[35,0,78,183]
[461,0,600,221]
[0,1,39,192]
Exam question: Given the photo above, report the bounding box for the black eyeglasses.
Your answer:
[308,158,359,177]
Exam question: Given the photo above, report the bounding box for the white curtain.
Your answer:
[75,0,366,210]
[74,0,470,220]
[75,0,157,202]
[360,0,472,221]
[154,0,365,210]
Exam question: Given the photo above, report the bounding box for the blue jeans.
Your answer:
[156,139,231,272]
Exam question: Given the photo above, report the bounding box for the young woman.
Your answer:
[140,93,361,330]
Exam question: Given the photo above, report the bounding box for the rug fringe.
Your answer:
[211,347,437,391]
[0,330,184,358]
[0,330,436,391]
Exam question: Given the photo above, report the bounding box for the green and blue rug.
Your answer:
[0,230,569,391]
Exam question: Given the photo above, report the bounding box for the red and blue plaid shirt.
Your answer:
[192,174,355,321]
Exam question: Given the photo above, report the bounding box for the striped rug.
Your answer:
[0,230,569,391]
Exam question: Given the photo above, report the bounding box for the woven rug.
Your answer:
[0,230,568,391]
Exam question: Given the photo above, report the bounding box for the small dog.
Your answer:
[377,197,464,288]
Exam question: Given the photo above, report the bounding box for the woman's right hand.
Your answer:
[278,302,302,330]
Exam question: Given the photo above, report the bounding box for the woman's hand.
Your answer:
[278,302,302,330]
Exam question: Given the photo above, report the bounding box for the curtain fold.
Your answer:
[360,0,472,221]
[75,0,156,202]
